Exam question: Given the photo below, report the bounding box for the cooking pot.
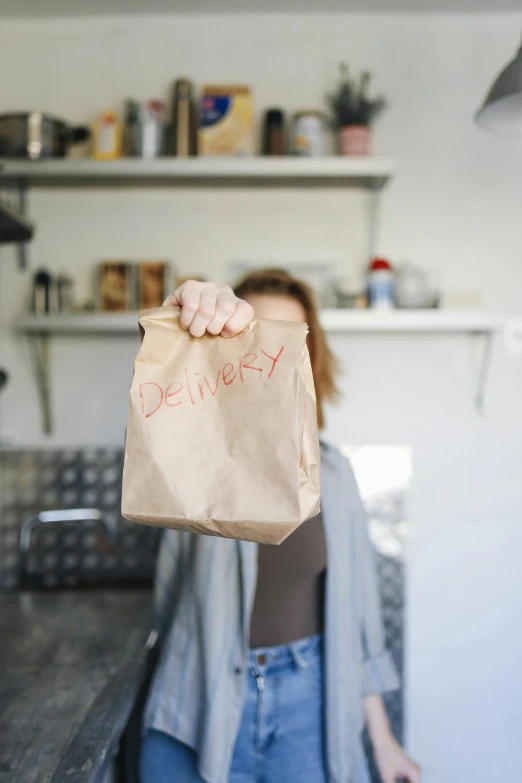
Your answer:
[0,112,89,159]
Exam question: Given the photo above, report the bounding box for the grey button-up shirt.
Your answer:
[144,442,399,783]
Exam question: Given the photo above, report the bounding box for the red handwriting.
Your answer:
[223,363,236,386]
[140,382,164,418]
[185,368,195,406]
[165,382,183,407]
[139,345,285,418]
[261,346,284,378]
[239,353,262,381]
[204,370,221,396]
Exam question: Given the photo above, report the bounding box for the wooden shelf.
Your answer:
[17,312,141,335]
[16,309,502,336]
[0,157,395,189]
[16,308,501,432]
[320,309,501,334]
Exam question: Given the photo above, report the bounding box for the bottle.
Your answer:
[169,79,198,157]
[368,258,394,309]
[92,111,122,160]
[262,109,286,155]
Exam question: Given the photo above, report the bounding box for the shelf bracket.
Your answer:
[472,330,494,415]
[16,178,29,271]
[366,185,381,263]
[29,333,52,435]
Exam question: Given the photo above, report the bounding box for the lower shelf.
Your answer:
[15,309,502,434]
[16,309,502,336]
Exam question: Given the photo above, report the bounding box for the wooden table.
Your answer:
[0,590,154,783]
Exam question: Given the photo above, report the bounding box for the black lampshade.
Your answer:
[475,41,522,135]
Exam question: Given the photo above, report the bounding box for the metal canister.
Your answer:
[291,111,324,156]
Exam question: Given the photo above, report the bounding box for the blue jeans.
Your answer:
[140,634,327,783]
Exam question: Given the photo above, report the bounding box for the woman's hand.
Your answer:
[364,695,420,782]
[163,281,255,338]
[373,736,421,783]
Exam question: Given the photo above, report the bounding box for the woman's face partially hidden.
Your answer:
[243,294,306,324]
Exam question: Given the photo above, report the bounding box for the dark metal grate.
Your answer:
[0,447,159,590]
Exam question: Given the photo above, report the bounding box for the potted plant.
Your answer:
[327,63,387,155]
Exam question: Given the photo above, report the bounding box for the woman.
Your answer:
[140,270,420,783]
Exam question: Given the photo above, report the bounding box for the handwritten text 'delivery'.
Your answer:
[139,345,285,418]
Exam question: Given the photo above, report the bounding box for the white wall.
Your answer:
[0,12,522,782]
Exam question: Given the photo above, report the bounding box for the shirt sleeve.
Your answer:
[154,528,185,635]
[358,506,400,696]
[342,457,400,697]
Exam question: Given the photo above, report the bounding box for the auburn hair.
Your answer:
[234,268,340,430]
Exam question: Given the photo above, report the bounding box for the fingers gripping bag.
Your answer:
[121,306,320,544]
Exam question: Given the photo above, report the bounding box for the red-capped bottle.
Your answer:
[368,257,394,309]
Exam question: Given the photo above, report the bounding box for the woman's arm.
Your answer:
[350,465,399,697]
[342,457,421,781]
[364,694,420,783]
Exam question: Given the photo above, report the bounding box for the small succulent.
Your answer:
[327,63,387,129]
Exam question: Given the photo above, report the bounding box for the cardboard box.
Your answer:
[199,85,254,156]
[138,261,174,310]
[98,261,136,311]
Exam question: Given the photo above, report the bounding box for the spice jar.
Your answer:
[291,111,324,156]
[262,109,286,155]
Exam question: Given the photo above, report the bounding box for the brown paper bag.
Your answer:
[121,306,320,544]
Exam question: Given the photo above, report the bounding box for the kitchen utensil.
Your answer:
[394,262,439,309]
[0,113,89,159]
[169,79,197,157]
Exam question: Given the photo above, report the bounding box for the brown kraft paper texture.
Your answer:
[121,306,321,544]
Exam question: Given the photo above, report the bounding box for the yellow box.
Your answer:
[199,85,254,157]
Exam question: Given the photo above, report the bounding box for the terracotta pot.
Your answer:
[338,125,371,156]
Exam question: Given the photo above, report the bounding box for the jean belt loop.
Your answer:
[289,643,309,669]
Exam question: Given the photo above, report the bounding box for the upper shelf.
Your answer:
[0,0,511,17]
[0,157,395,189]
[16,309,502,336]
